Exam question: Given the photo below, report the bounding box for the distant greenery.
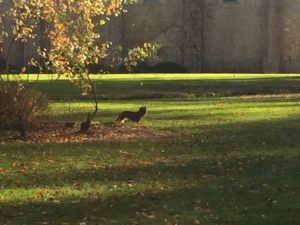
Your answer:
[0,74,300,224]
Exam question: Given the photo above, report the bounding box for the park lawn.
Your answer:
[0,97,300,225]
[1,92,300,224]
[3,73,300,100]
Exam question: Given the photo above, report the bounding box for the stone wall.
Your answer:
[201,0,267,73]
[123,1,184,64]
[279,0,300,73]
[0,1,23,70]
[183,0,202,72]
[264,0,280,73]
[2,0,300,73]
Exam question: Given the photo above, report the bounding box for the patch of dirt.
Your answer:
[0,122,178,144]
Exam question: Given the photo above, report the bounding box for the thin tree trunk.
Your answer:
[79,74,98,133]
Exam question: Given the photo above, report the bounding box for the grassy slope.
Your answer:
[0,74,300,225]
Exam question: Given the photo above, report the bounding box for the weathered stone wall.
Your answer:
[2,0,300,73]
[0,1,23,70]
[264,0,280,73]
[279,0,300,73]
[201,0,267,73]
[123,0,184,64]
[183,0,202,72]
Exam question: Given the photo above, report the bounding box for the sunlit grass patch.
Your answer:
[48,96,300,128]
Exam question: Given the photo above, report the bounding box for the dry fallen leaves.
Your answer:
[0,122,178,144]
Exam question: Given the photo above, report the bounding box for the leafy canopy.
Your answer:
[3,0,150,92]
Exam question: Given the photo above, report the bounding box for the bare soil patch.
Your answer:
[0,122,177,144]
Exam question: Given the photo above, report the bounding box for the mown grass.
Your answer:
[1,74,300,225]
[4,73,300,100]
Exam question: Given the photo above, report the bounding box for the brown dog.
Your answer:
[116,106,147,123]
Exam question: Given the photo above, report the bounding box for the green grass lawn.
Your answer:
[4,73,300,100]
[1,74,300,224]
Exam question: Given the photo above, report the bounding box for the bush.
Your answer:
[119,61,188,73]
[0,81,48,136]
[152,61,188,73]
[88,63,112,74]
[117,62,153,73]
[131,61,153,73]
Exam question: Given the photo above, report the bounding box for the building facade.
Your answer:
[1,0,300,73]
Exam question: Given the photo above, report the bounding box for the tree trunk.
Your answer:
[79,75,98,133]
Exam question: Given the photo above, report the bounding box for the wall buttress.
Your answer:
[184,0,202,72]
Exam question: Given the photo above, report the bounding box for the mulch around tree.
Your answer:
[0,122,177,144]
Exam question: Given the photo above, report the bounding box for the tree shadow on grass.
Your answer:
[193,115,300,151]
[1,115,300,187]
[31,77,300,100]
[1,115,300,224]
[1,152,299,188]
[1,155,299,225]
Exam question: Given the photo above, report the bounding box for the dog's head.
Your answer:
[139,106,147,115]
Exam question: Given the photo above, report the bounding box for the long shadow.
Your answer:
[1,156,299,225]
[1,153,299,188]
[1,116,300,189]
[1,114,300,224]
[191,115,300,151]
[30,77,300,100]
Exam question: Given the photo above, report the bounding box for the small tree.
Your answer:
[1,0,157,133]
